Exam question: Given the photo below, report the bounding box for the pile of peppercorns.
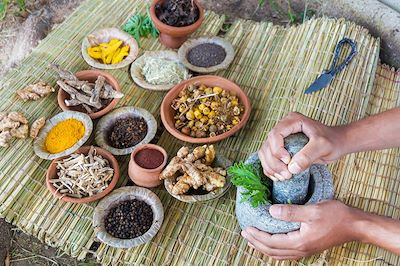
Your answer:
[105,199,153,239]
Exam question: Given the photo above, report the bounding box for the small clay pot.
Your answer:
[57,70,121,120]
[46,146,120,204]
[149,0,205,49]
[161,75,251,144]
[128,144,168,188]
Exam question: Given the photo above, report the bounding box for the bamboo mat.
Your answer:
[0,0,398,264]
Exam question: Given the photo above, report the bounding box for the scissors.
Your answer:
[304,38,357,95]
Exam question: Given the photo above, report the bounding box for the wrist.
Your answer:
[347,207,375,243]
[331,124,353,158]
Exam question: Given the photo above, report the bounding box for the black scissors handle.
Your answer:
[328,38,357,76]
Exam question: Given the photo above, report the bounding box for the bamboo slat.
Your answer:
[0,0,398,265]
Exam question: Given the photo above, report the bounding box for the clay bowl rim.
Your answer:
[81,27,139,70]
[160,75,251,144]
[149,0,205,35]
[46,145,120,204]
[57,70,121,120]
[129,144,168,173]
[163,154,232,203]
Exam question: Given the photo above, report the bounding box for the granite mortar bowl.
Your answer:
[150,0,204,49]
[57,70,121,120]
[161,75,251,144]
[46,146,120,204]
[235,153,334,234]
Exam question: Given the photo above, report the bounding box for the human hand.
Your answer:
[241,200,361,260]
[258,112,346,181]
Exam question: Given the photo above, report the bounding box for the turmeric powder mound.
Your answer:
[45,119,85,154]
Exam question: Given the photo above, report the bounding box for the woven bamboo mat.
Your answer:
[1,0,399,264]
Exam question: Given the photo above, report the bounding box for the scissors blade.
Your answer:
[304,72,334,94]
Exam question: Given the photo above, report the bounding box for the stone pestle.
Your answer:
[272,133,310,205]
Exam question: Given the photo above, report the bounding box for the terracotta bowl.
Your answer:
[46,146,120,204]
[161,76,251,144]
[150,0,204,49]
[57,70,121,120]
[128,144,168,188]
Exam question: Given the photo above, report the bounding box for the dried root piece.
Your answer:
[171,174,192,195]
[186,145,206,162]
[204,145,215,165]
[30,117,46,139]
[11,124,29,139]
[203,172,226,192]
[16,81,55,101]
[0,131,12,147]
[160,156,183,180]
[177,146,190,158]
[0,117,19,131]
[8,112,28,124]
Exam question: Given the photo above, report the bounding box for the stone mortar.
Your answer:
[235,153,334,234]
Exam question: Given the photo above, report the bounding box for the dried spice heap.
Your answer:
[134,148,164,169]
[155,0,199,27]
[105,199,153,239]
[171,84,244,138]
[50,147,114,198]
[108,116,148,149]
[187,43,227,68]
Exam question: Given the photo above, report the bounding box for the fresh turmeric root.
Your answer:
[87,38,130,65]
[160,145,227,195]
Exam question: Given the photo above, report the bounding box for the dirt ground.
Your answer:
[0,1,315,265]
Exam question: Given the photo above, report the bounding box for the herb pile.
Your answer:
[123,13,159,45]
[228,161,271,208]
[155,0,199,27]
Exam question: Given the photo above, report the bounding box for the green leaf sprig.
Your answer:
[122,13,159,45]
[228,162,271,208]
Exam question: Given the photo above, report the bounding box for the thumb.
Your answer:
[288,141,321,174]
[269,204,315,222]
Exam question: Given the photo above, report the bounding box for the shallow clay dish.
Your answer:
[178,36,235,73]
[130,51,190,91]
[93,186,164,248]
[58,70,121,119]
[81,28,139,70]
[95,107,157,155]
[46,146,120,204]
[149,0,204,49]
[33,111,93,160]
[164,154,232,203]
[161,76,251,144]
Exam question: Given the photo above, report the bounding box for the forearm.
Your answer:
[341,108,400,154]
[352,209,400,255]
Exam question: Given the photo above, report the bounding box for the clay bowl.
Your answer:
[149,0,204,49]
[164,154,232,203]
[128,144,168,188]
[161,76,251,144]
[46,146,120,204]
[81,28,139,70]
[93,186,164,248]
[57,70,121,120]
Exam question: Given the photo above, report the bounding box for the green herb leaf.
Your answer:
[122,13,159,46]
[229,162,271,208]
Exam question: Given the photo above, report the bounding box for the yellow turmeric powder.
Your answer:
[45,119,85,154]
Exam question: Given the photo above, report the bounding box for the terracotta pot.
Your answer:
[161,75,252,144]
[57,70,121,120]
[128,144,168,188]
[149,0,204,49]
[46,146,120,204]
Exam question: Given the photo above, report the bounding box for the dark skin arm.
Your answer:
[248,108,400,258]
[241,200,400,260]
